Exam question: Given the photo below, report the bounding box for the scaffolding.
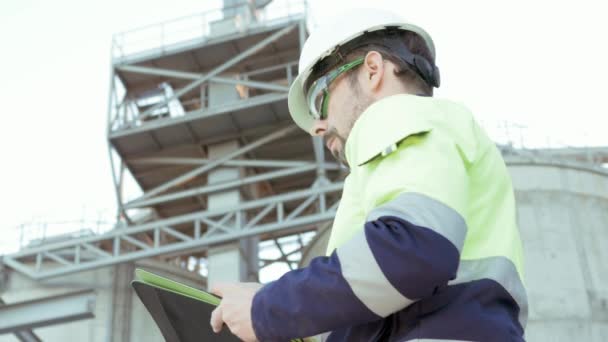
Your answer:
[2,0,346,282]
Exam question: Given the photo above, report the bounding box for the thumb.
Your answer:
[210,282,227,297]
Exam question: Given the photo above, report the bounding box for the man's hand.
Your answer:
[210,282,263,342]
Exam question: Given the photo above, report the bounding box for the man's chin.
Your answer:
[330,149,349,168]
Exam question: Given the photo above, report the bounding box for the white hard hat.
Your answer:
[288,8,437,132]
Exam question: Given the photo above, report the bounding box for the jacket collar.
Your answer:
[344,94,437,167]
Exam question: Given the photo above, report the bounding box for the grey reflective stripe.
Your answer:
[366,192,467,252]
[449,256,528,328]
[337,230,414,317]
[412,339,472,342]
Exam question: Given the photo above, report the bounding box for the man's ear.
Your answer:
[362,51,384,92]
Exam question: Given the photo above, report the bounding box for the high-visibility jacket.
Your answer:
[252,94,528,342]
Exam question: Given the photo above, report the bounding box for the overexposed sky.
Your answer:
[0,0,607,254]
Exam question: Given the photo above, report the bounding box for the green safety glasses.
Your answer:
[306,57,365,120]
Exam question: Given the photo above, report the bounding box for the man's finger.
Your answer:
[210,282,230,296]
[210,305,224,333]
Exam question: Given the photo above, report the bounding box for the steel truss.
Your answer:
[3,183,342,280]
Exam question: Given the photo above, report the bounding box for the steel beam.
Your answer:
[14,331,42,342]
[125,164,318,209]
[0,298,42,342]
[107,66,133,224]
[121,120,291,160]
[116,64,290,92]
[128,157,339,170]
[241,61,298,78]
[261,244,304,269]
[109,92,288,138]
[133,125,297,201]
[0,290,96,334]
[137,24,296,120]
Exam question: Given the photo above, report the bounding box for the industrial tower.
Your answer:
[3,0,342,285]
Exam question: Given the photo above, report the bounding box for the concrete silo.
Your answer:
[0,259,206,341]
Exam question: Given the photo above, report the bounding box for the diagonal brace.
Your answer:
[137,24,296,120]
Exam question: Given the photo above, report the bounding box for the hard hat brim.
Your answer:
[288,72,315,133]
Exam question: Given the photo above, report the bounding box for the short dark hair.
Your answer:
[306,29,436,96]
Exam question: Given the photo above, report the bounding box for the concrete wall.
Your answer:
[0,259,206,342]
[300,158,608,341]
[508,158,608,341]
[0,265,116,342]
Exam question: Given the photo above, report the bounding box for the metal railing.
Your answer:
[4,182,343,279]
[15,219,115,251]
[111,0,307,61]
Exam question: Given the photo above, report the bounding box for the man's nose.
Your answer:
[310,119,328,137]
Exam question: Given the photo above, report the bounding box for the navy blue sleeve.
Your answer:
[251,215,461,341]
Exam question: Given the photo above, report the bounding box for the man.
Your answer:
[211,8,528,342]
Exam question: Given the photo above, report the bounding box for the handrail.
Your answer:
[111,0,307,61]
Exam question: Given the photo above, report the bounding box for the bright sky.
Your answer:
[1,0,607,254]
